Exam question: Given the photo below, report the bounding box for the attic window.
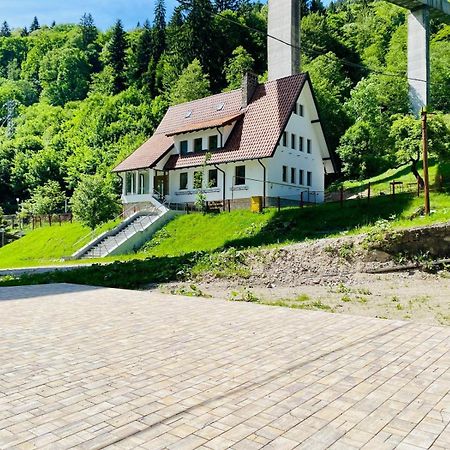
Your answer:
[185,110,192,118]
[216,103,224,111]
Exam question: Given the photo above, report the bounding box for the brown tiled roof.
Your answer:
[113,74,310,172]
[112,134,173,172]
[165,74,308,170]
[166,113,244,137]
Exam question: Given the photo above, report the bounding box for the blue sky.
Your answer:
[0,0,179,30]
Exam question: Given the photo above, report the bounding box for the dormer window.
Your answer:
[194,138,203,152]
[180,140,188,155]
[209,135,218,150]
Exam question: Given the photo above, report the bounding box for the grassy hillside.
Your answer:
[0,220,118,269]
[343,160,449,195]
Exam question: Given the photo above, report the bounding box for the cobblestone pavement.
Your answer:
[0,284,449,450]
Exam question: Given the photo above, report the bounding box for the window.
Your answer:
[307,171,312,187]
[208,135,218,150]
[208,169,218,188]
[299,104,304,116]
[291,167,296,184]
[293,104,298,115]
[299,136,304,152]
[235,165,246,185]
[194,137,203,152]
[291,134,296,150]
[193,171,203,189]
[179,172,188,190]
[139,172,149,194]
[307,139,312,154]
[299,169,304,185]
[180,140,188,155]
[282,131,287,147]
[125,172,134,194]
[282,165,288,183]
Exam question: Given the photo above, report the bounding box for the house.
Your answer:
[112,0,337,214]
[113,73,336,213]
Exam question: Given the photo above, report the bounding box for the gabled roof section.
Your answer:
[112,134,173,172]
[165,73,308,169]
[112,89,242,172]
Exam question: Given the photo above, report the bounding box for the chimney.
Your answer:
[267,0,300,81]
[241,72,258,108]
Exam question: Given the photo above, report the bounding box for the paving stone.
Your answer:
[0,283,449,449]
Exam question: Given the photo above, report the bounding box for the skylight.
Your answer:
[185,110,192,118]
[216,103,224,111]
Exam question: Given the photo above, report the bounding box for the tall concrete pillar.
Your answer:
[268,0,300,81]
[407,7,430,116]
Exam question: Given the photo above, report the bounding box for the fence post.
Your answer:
[340,186,344,208]
[367,182,371,203]
[300,191,304,208]
[227,199,231,212]
[39,216,42,227]
[48,214,52,226]
[277,196,281,212]
[392,180,395,198]
[417,180,420,197]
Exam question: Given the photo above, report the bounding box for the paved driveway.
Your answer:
[0,284,449,450]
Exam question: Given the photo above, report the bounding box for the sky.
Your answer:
[0,0,179,30]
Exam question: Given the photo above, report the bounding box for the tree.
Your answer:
[104,20,127,94]
[170,58,210,105]
[80,13,98,49]
[127,20,153,89]
[224,46,254,90]
[389,114,450,186]
[25,180,66,215]
[70,175,120,229]
[39,47,91,106]
[30,17,40,32]
[0,21,11,37]
[153,0,166,63]
[215,0,239,12]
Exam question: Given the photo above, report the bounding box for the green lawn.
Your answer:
[0,163,449,271]
[343,160,449,195]
[0,220,119,269]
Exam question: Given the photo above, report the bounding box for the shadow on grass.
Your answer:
[0,254,200,290]
[0,194,417,290]
[224,193,416,249]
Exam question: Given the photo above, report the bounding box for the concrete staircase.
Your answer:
[72,206,178,260]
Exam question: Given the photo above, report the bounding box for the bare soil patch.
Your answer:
[161,223,450,326]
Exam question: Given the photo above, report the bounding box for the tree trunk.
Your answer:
[411,158,424,188]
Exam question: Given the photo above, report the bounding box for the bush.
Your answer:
[70,175,120,229]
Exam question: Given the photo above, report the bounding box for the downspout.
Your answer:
[257,159,266,208]
[216,127,223,148]
[214,164,226,211]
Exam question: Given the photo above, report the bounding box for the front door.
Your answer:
[154,172,169,197]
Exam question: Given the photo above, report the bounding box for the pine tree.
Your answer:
[105,19,127,93]
[129,20,153,87]
[20,27,29,37]
[214,0,238,12]
[0,21,11,37]
[80,13,98,49]
[30,16,40,32]
[51,20,56,27]
[153,0,166,63]
[310,0,325,14]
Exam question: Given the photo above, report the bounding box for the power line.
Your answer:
[207,7,428,84]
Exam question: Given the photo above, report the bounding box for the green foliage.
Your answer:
[70,175,120,229]
[22,180,66,215]
[39,47,90,105]
[170,58,210,105]
[104,20,127,94]
[224,46,255,90]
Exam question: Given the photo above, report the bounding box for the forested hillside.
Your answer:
[0,0,448,213]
